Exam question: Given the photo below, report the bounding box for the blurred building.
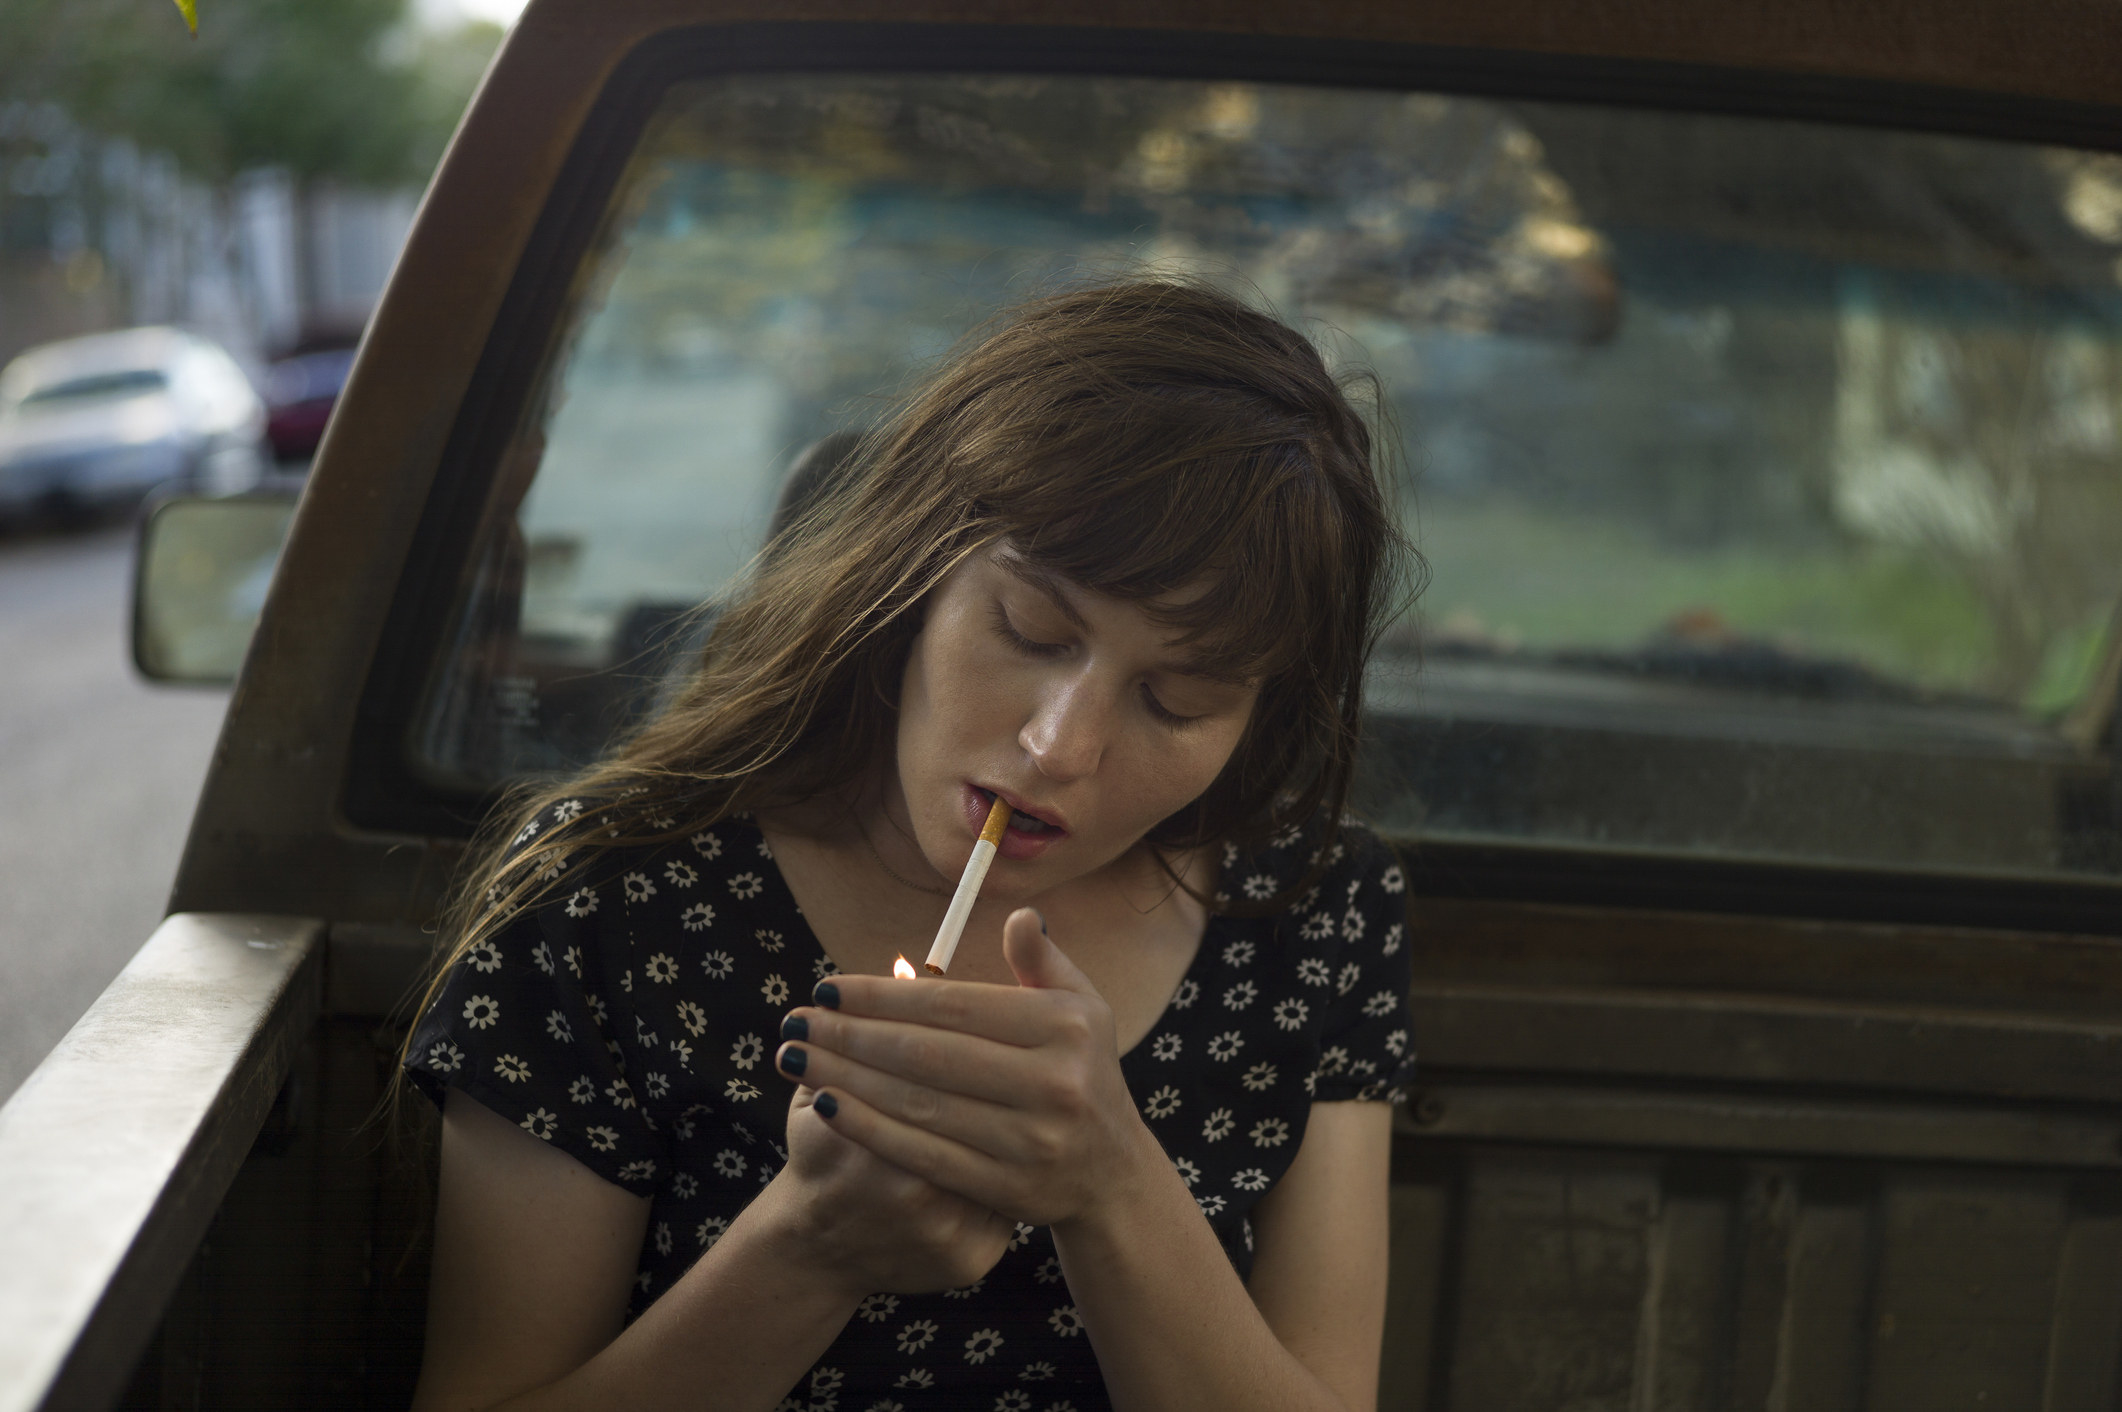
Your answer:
[0,101,416,377]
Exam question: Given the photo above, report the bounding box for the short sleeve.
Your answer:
[405,868,669,1193]
[1309,829,1417,1103]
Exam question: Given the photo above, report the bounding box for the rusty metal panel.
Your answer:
[1407,1080,2122,1170]
[1381,1142,2122,1412]
[2043,1201,2122,1410]
[1868,1177,2067,1410]
[118,1017,437,1411]
[1633,1181,1732,1410]
[1445,1155,1660,1409]
[1381,1170,1452,1411]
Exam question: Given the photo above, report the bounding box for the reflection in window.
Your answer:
[416,73,2121,881]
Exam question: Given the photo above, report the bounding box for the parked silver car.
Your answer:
[0,326,265,519]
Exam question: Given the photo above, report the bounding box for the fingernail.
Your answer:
[813,1091,838,1119]
[813,981,840,1009]
[780,1014,808,1042]
[779,1045,808,1077]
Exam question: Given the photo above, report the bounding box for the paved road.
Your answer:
[0,525,230,1105]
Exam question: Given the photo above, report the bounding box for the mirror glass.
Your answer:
[134,493,298,683]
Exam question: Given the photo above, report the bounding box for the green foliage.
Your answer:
[1414,500,2005,696]
[172,0,197,35]
[0,0,501,184]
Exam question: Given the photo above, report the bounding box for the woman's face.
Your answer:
[892,544,1259,897]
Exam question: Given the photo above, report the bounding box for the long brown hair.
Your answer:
[412,279,1415,1036]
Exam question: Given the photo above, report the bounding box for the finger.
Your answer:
[810,973,1052,1045]
[781,1010,1047,1106]
[1001,908,1101,998]
[807,1083,1013,1213]
[778,1041,1041,1163]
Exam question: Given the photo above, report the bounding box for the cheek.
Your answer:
[894,629,941,765]
[1126,721,1249,820]
[896,613,1005,764]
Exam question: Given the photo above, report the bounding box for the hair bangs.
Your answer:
[962,412,1352,683]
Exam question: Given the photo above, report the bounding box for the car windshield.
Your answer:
[17,368,168,406]
[413,71,2122,883]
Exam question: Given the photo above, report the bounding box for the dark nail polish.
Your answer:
[780,1045,808,1077]
[780,1014,808,1042]
[813,1092,838,1119]
[814,981,841,1009]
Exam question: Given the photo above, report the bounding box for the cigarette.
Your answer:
[923,795,1012,975]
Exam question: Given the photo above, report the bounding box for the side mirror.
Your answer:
[132,490,300,684]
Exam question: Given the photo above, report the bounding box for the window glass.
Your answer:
[415,72,2122,881]
[18,369,168,405]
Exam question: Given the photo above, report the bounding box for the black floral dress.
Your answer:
[405,804,1416,1412]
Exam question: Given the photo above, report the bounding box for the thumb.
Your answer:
[1002,908,1099,997]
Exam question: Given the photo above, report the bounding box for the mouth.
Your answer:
[973,785,1067,839]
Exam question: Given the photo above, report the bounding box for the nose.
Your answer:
[1019,675,1110,783]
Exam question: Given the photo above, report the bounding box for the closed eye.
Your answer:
[1141,683,1203,729]
[991,602,1068,658]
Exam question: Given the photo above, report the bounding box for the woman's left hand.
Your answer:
[774,908,1165,1231]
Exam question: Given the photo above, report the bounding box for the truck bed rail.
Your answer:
[0,915,322,1412]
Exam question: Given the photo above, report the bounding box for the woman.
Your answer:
[404,280,1418,1412]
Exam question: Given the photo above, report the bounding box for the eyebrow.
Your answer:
[998,555,1092,632]
[997,554,1256,688]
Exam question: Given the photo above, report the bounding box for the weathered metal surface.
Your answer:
[1411,899,2122,1018]
[0,915,321,1412]
[323,923,436,1020]
[1413,983,2122,1102]
[1401,1080,2122,1169]
[117,1017,438,1412]
[1381,1144,2122,1411]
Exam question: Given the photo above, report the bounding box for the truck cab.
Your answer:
[3,3,2119,1408]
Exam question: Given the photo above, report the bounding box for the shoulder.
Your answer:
[1224,814,1402,920]
[490,793,765,909]
[1324,822,1407,923]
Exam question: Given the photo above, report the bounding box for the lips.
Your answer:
[966,784,1069,861]
[975,784,1067,835]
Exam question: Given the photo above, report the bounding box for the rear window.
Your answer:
[408,70,2122,886]
[17,369,168,406]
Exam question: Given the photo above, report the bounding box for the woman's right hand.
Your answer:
[758,1076,1015,1299]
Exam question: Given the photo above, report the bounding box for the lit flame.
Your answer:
[892,954,918,980]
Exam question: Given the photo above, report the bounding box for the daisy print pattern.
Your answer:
[402,808,1414,1408]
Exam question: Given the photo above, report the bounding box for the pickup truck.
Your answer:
[4,2,2119,1408]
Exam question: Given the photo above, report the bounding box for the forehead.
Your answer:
[988,548,1254,685]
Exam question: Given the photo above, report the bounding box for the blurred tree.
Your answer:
[0,0,500,185]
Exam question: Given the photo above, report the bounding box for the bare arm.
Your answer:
[411,1087,1010,1412]
[412,1089,648,1410]
[1043,1099,1390,1412]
